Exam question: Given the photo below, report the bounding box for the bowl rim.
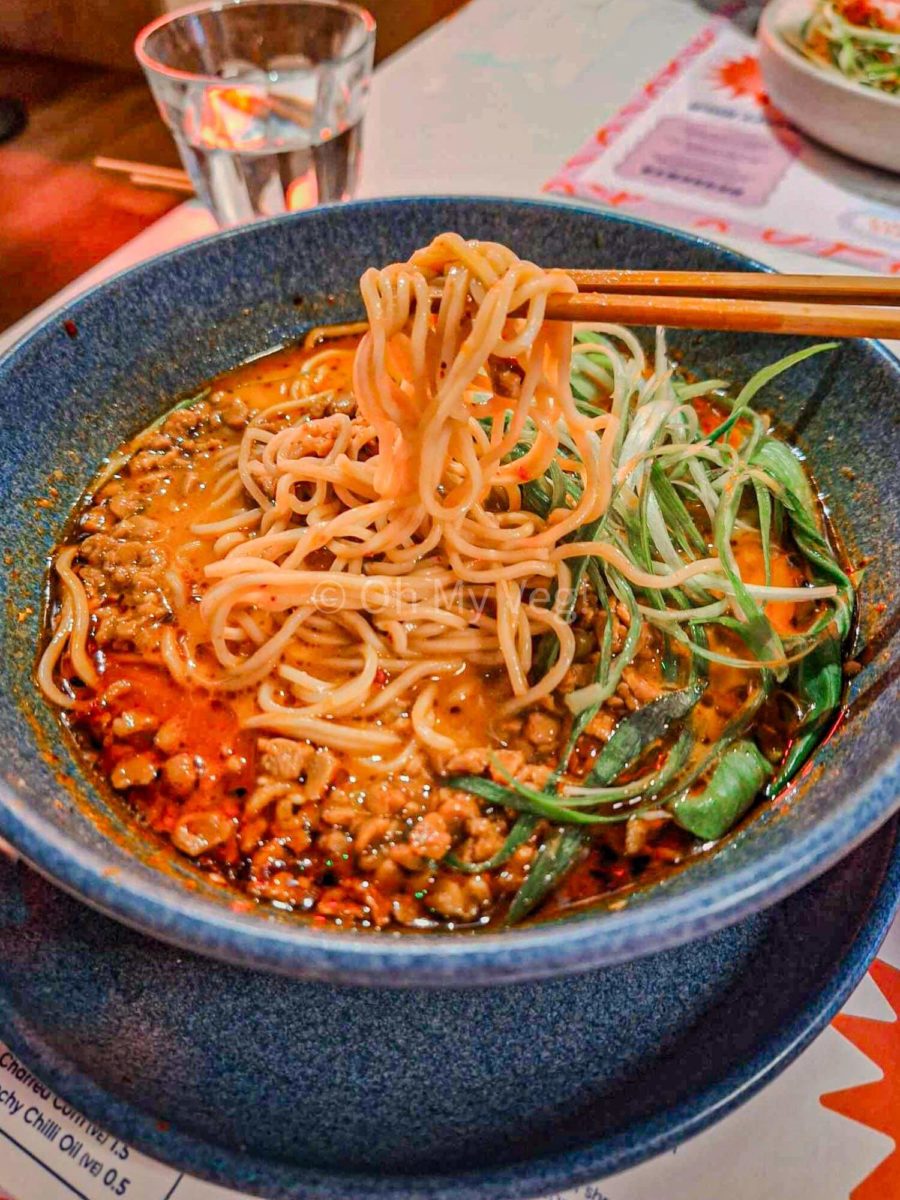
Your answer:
[759,0,900,108]
[1,193,898,987]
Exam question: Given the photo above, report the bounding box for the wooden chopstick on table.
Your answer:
[94,156,194,193]
[128,171,195,194]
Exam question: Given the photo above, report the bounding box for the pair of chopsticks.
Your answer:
[91,156,900,339]
[94,156,194,194]
[543,270,900,339]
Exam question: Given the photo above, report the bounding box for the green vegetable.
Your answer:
[705,343,836,445]
[767,628,843,796]
[793,3,899,95]
[444,814,537,874]
[563,570,642,716]
[442,331,853,923]
[751,436,854,794]
[489,603,689,918]
[580,683,704,788]
[520,459,581,519]
[660,672,770,803]
[751,439,854,593]
[530,512,606,680]
[548,460,567,511]
[459,619,693,916]
[445,772,640,826]
[544,566,615,788]
[753,479,772,587]
[505,827,587,926]
[672,740,773,840]
[564,728,695,805]
[449,718,695,827]
[713,478,785,674]
[650,462,708,558]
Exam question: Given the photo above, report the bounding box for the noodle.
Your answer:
[140,234,636,751]
[53,547,98,690]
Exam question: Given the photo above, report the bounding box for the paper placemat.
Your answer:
[545,15,900,274]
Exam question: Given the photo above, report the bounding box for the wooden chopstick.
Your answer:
[128,171,195,195]
[94,156,192,186]
[565,269,900,306]
[541,291,900,339]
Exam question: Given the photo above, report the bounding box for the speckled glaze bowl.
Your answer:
[0,197,898,986]
[1,196,899,1195]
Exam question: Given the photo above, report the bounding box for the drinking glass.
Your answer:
[136,0,375,227]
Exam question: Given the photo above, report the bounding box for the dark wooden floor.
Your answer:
[0,1,466,332]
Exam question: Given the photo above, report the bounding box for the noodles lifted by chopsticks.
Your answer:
[182,234,691,757]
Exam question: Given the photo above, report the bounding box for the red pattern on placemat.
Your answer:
[820,960,900,1199]
[711,54,767,103]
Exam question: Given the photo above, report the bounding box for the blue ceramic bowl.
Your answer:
[0,197,898,989]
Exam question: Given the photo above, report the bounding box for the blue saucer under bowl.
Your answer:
[0,819,898,1198]
[0,198,897,1191]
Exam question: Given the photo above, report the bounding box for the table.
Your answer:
[0,3,897,1198]
[8,0,900,364]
